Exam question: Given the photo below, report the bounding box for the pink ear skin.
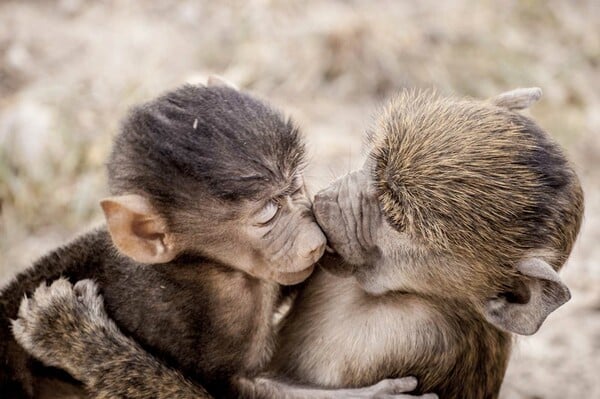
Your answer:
[484,258,570,335]
[100,195,178,264]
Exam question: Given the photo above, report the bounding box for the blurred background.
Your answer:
[0,0,598,397]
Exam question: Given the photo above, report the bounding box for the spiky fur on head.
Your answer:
[108,85,305,225]
[369,90,583,280]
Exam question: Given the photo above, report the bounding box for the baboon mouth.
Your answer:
[277,265,315,285]
[317,252,356,277]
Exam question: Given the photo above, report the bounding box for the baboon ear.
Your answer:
[207,75,239,90]
[484,258,571,335]
[490,87,542,110]
[100,195,177,264]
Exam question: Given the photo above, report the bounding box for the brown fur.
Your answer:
[6,83,428,399]
[270,261,512,399]
[0,84,324,398]
[370,90,583,278]
[10,89,582,399]
[273,89,583,398]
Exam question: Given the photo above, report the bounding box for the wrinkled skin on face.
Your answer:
[183,178,327,286]
[313,168,392,294]
[313,165,454,296]
[102,83,328,287]
[313,170,382,276]
[102,176,327,287]
[234,181,327,285]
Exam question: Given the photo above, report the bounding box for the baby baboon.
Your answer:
[2,81,421,398]
[273,88,582,398]
[13,88,580,399]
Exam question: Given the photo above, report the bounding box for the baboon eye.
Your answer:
[255,201,279,225]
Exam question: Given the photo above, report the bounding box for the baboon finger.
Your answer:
[372,377,418,394]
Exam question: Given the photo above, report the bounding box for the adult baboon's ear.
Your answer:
[484,258,571,335]
[490,87,542,110]
[100,195,178,264]
[207,75,239,90]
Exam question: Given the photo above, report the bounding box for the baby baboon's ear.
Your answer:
[100,195,178,264]
[484,258,571,335]
[490,87,542,110]
[207,75,239,90]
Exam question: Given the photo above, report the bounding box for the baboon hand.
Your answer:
[12,278,111,380]
[314,170,382,267]
[243,376,437,399]
[336,377,437,399]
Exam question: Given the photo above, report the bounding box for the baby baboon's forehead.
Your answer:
[110,84,305,203]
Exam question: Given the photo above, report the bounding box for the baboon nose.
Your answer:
[303,232,327,262]
[309,242,326,259]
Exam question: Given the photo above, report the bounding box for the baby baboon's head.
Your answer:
[103,80,326,285]
[315,88,583,335]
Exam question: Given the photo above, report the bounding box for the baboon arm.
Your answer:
[13,278,434,399]
[235,376,438,399]
[88,357,210,399]
[12,279,211,399]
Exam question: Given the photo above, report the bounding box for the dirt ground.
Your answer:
[0,1,598,398]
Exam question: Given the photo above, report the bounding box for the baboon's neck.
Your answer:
[421,298,512,399]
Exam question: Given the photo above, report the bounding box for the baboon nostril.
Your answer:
[308,243,326,260]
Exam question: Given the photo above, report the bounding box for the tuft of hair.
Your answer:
[368,89,583,274]
[107,84,305,214]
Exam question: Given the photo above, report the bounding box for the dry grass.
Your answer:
[1,1,599,397]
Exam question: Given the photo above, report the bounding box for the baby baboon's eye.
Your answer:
[255,201,279,225]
